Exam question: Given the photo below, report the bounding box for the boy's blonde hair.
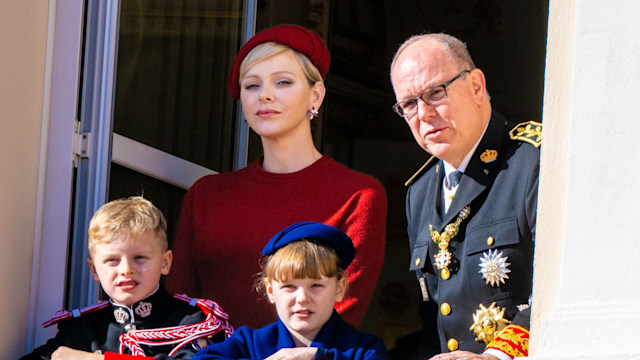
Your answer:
[255,240,347,295]
[88,196,167,255]
[239,42,323,88]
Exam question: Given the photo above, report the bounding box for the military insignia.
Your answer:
[478,249,511,287]
[430,206,470,279]
[480,149,498,163]
[470,302,510,344]
[135,301,152,318]
[517,296,532,312]
[434,250,452,271]
[509,121,542,148]
[114,307,130,324]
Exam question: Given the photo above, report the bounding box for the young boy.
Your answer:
[21,196,233,360]
[193,221,388,360]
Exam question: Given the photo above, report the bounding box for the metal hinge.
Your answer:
[73,121,91,166]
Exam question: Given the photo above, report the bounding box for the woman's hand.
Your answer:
[264,347,318,360]
[51,346,104,360]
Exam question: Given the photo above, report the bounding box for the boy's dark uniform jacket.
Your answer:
[21,287,232,360]
[405,112,540,357]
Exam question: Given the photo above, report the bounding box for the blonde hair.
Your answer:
[88,196,167,255]
[255,240,347,296]
[239,42,323,88]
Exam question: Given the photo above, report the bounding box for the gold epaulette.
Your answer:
[405,156,437,187]
[509,121,542,148]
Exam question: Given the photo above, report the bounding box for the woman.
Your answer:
[166,24,387,330]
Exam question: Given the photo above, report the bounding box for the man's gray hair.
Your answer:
[390,33,476,80]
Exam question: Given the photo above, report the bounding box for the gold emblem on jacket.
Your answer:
[480,149,498,163]
[470,302,510,344]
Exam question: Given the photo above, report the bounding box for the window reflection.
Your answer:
[113,0,243,172]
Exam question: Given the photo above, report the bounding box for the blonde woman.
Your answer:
[167,25,387,330]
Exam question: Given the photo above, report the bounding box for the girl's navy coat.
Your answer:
[193,311,387,360]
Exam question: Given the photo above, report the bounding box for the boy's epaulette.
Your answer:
[173,294,231,322]
[405,155,437,187]
[42,300,110,328]
[509,121,542,148]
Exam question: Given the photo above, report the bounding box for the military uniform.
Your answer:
[21,286,233,359]
[405,112,540,358]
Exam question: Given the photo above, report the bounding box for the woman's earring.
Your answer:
[309,107,319,120]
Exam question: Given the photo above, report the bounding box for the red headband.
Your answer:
[228,24,330,99]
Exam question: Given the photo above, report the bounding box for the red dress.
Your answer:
[166,155,387,329]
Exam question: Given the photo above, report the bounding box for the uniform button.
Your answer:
[440,302,451,316]
[487,236,494,245]
[415,257,421,267]
[447,338,458,351]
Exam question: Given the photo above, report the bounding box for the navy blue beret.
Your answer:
[262,221,355,270]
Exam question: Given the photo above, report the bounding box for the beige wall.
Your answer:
[529,0,575,354]
[0,0,50,357]
[531,0,640,359]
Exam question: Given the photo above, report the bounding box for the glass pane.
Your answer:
[113,0,243,172]
[108,163,187,244]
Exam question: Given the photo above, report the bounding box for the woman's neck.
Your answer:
[261,136,322,173]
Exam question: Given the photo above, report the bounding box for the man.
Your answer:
[390,33,540,360]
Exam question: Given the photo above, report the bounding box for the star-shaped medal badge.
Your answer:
[478,249,511,287]
[469,302,510,344]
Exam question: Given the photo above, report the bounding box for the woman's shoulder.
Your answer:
[318,156,385,190]
[189,165,255,190]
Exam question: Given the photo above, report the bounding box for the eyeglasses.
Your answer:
[392,70,470,118]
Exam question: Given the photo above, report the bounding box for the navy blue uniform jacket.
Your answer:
[406,112,539,356]
[193,311,387,360]
[21,287,224,359]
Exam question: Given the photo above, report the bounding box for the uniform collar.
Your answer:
[441,111,507,225]
[443,115,490,177]
[110,285,167,324]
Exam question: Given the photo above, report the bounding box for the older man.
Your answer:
[390,33,540,360]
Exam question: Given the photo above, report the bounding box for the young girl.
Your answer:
[193,221,388,360]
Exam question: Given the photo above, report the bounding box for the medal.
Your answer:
[478,249,511,287]
[430,205,470,279]
[469,302,510,344]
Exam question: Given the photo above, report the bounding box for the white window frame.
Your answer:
[28,0,256,349]
[28,0,85,348]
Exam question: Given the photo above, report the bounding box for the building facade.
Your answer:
[2,0,636,358]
